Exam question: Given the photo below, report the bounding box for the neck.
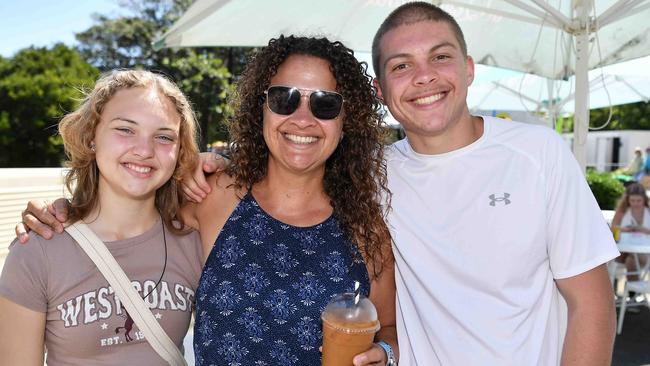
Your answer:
[259,162,328,204]
[84,184,160,241]
[253,162,331,223]
[406,112,483,155]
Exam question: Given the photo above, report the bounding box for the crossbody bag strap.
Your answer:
[65,222,187,366]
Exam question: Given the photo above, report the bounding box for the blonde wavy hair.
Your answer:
[59,69,199,233]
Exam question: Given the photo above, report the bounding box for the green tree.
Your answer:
[0,44,98,167]
[590,101,650,130]
[562,101,650,131]
[75,0,251,148]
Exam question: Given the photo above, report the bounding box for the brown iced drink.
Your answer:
[321,293,380,366]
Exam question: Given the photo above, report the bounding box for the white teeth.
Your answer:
[285,134,317,144]
[414,93,444,105]
[125,163,151,173]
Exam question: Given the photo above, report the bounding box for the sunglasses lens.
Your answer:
[267,86,300,115]
[310,91,343,120]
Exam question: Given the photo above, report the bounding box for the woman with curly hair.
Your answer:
[16,36,396,365]
[182,35,396,365]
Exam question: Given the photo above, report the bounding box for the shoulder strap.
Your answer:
[65,222,187,366]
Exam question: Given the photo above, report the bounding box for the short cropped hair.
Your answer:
[371,1,468,78]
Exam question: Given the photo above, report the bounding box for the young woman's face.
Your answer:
[92,87,181,201]
[628,194,646,209]
[262,55,344,176]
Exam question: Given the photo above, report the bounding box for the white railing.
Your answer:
[0,168,69,270]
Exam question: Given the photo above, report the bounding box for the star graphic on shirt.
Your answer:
[100,323,108,330]
[155,312,162,319]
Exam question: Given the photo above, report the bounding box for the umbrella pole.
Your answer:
[572,10,591,174]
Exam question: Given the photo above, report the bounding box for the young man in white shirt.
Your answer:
[371,2,617,365]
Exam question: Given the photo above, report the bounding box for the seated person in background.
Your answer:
[612,183,650,235]
[611,183,650,278]
[615,147,644,178]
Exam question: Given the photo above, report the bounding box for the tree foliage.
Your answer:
[589,101,650,130]
[562,101,650,131]
[0,45,98,167]
[75,0,252,148]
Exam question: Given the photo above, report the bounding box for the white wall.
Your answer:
[0,168,69,270]
[563,130,650,171]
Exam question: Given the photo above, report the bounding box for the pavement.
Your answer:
[613,306,650,366]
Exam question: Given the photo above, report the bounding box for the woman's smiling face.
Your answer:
[262,54,344,176]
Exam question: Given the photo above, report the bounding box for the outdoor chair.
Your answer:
[617,278,650,334]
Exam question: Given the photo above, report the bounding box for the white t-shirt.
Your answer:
[621,207,650,229]
[385,116,619,366]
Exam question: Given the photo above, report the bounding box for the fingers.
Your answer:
[201,152,227,174]
[21,212,54,240]
[181,152,221,203]
[182,180,206,203]
[353,345,386,366]
[22,199,65,239]
[14,221,30,244]
[51,198,70,223]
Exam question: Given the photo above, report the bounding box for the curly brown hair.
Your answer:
[59,69,199,234]
[227,35,391,277]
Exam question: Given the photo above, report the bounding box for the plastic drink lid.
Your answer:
[321,293,379,332]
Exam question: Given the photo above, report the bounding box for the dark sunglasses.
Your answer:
[264,85,344,120]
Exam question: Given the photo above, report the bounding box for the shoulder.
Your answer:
[180,172,239,229]
[485,116,560,147]
[199,172,241,212]
[163,228,203,260]
[191,172,242,230]
[5,231,74,261]
[483,116,571,168]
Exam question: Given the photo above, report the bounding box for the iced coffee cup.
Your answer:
[321,292,380,366]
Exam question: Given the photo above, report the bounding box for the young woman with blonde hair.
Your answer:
[0,70,203,365]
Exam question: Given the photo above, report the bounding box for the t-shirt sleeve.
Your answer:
[0,235,49,312]
[543,132,620,279]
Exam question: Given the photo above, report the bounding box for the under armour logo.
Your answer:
[489,193,511,206]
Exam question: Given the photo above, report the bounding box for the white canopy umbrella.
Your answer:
[156,0,650,170]
[468,72,650,115]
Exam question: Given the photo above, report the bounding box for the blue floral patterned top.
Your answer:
[194,192,370,366]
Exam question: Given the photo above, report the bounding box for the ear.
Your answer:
[373,78,385,104]
[466,55,475,86]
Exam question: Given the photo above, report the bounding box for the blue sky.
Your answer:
[0,0,123,57]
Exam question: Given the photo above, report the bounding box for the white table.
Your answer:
[617,233,650,277]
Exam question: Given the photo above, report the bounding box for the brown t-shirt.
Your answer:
[0,222,203,365]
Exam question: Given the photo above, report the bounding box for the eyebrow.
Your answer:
[110,117,178,132]
[382,41,458,70]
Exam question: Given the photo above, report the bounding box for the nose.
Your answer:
[290,95,318,125]
[413,63,438,85]
[131,136,155,158]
